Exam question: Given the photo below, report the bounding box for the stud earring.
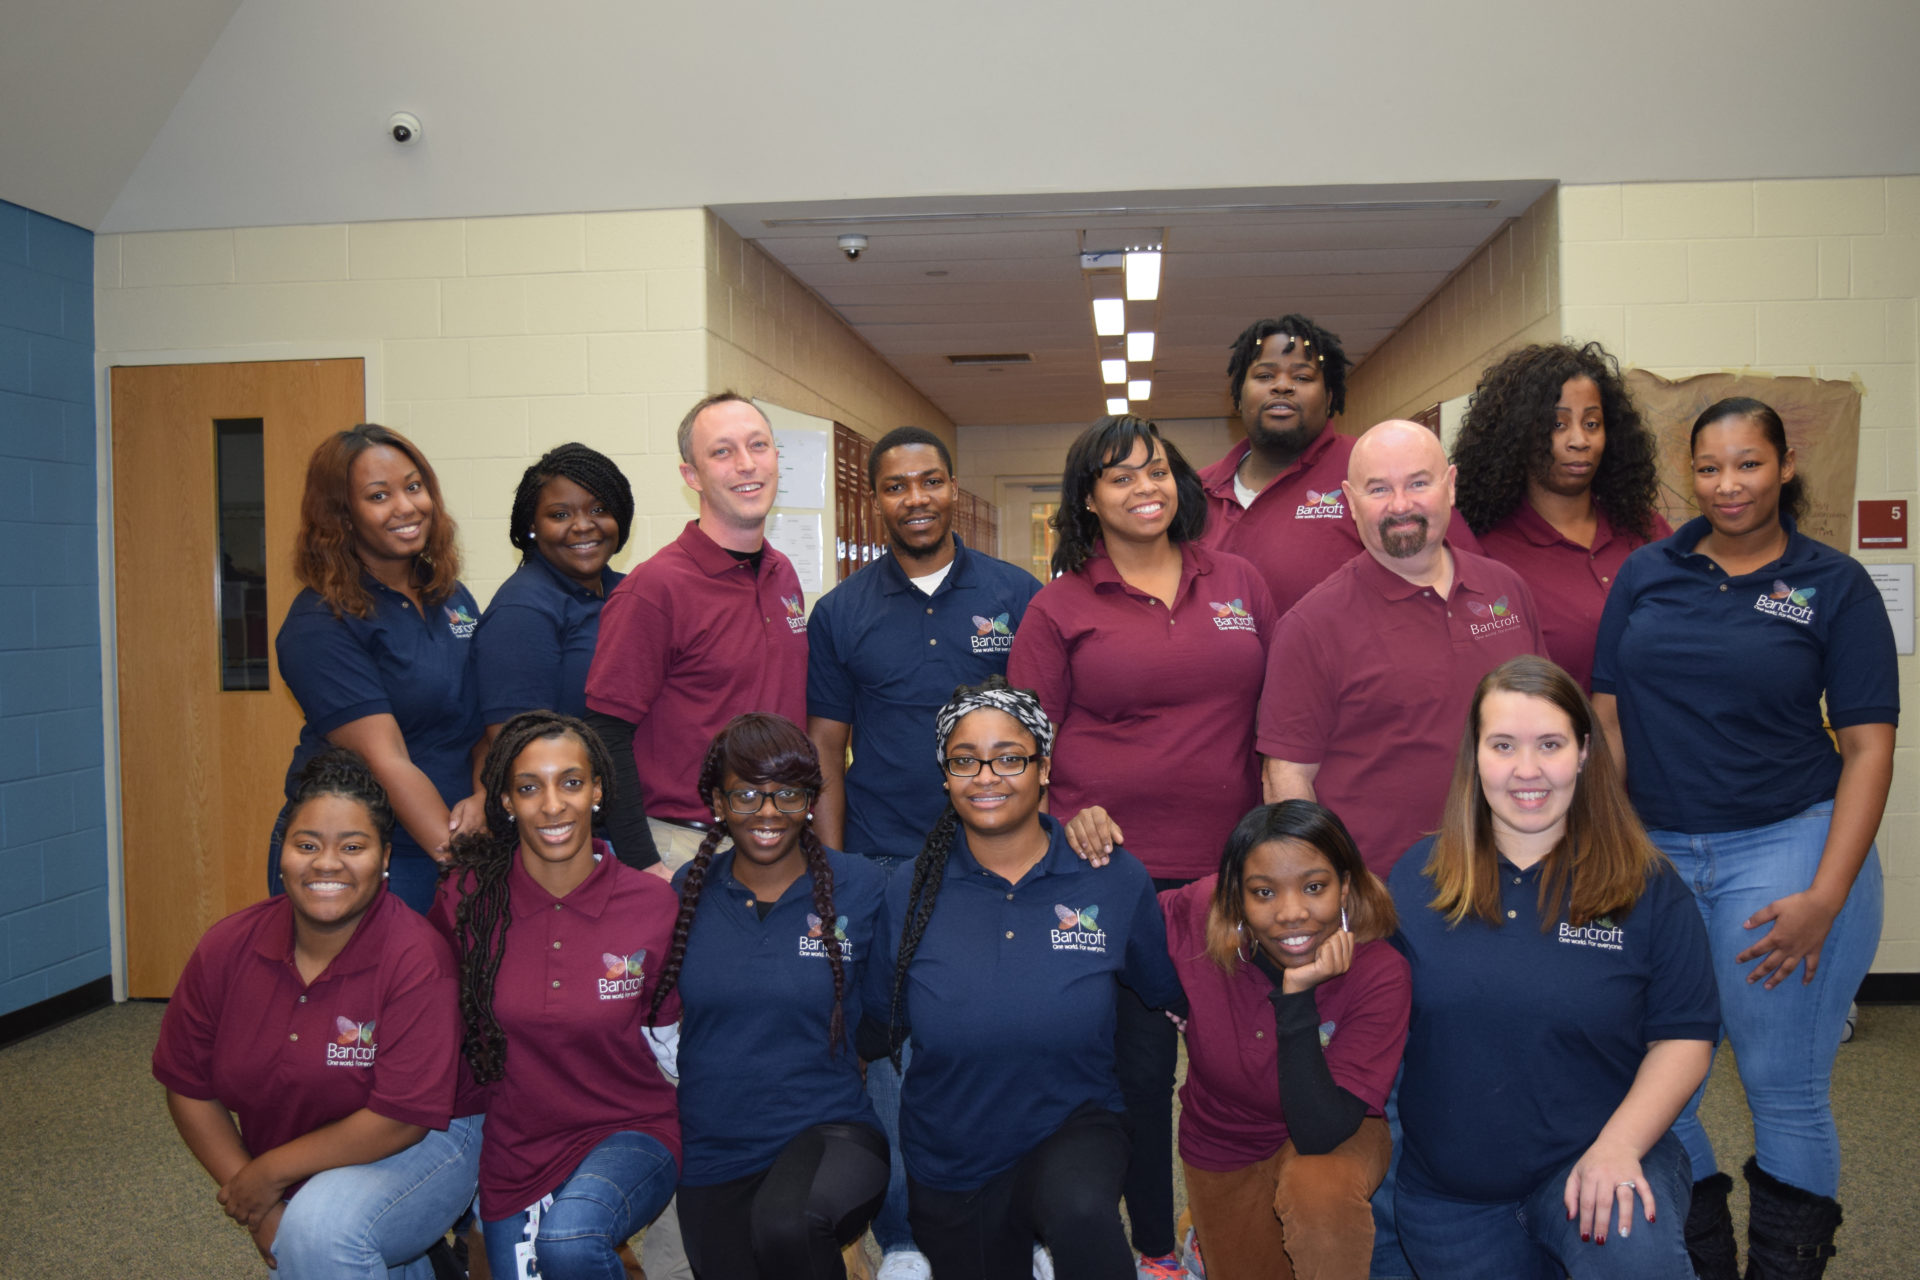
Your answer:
[526,529,536,541]
[806,811,814,822]
[592,803,601,813]
[382,870,390,881]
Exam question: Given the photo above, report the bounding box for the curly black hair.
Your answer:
[506,443,635,562]
[1050,416,1206,577]
[1691,397,1810,524]
[1451,342,1660,541]
[649,714,848,1054]
[1225,314,1352,415]
[446,711,616,1084]
[287,748,395,846]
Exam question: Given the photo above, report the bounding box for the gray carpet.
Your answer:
[2,1001,1913,1278]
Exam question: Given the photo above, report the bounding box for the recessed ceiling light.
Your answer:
[1106,398,1129,416]
[1127,331,1155,362]
[1092,298,1125,336]
[1101,359,1127,384]
[1124,250,1160,302]
[1128,379,1152,401]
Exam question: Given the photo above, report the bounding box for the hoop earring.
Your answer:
[1340,904,1350,932]
[1235,920,1250,965]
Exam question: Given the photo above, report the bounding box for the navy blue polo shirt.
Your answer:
[276,579,483,863]
[807,537,1042,858]
[1389,838,1718,1204]
[865,815,1186,1191]
[1592,516,1899,834]
[671,848,885,1185]
[474,556,625,723]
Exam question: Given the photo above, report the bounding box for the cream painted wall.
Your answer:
[1341,189,1563,431]
[960,417,1237,505]
[94,207,951,607]
[1558,176,1920,972]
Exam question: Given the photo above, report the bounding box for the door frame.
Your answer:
[992,473,1063,583]
[92,340,384,1001]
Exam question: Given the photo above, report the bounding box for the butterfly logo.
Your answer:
[1303,489,1342,506]
[1318,1020,1336,1048]
[782,595,804,618]
[806,913,850,942]
[602,950,646,980]
[1467,595,1512,618]
[444,604,476,626]
[1770,580,1816,607]
[972,612,1012,636]
[1053,903,1100,931]
[1209,599,1251,618]
[334,1016,375,1047]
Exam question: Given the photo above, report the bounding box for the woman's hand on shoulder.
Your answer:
[1061,806,1122,867]
[447,791,488,849]
[1281,927,1353,995]
[1736,887,1842,990]
[1563,1138,1654,1245]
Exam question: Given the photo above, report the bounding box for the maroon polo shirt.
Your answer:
[586,521,808,823]
[1008,542,1275,881]
[1256,544,1545,876]
[152,891,459,1192]
[1198,433,1482,617]
[1161,879,1408,1172]
[431,844,682,1219]
[1478,502,1671,693]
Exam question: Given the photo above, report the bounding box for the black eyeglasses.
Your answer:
[942,754,1041,778]
[720,786,812,814]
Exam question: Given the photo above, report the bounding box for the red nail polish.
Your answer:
[1597,1236,1607,1246]
[1581,1233,1590,1243]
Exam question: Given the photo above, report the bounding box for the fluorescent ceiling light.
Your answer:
[1101,359,1127,384]
[1092,298,1125,336]
[1128,379,1152,401]
[761,198,1505,228]
[1106,398,1130,416]
[1127,331,1155,362]
[1124,250,1161,301]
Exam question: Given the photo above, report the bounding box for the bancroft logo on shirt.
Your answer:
[328,1016,377,1067]
[1050,903,1108,954]
[1209,599,1258,633]
[599,949,647,1000]
[969,612,1014,654]
[1295,489,1347,520]
[1754,580,1817,625]
[782,595,809,635]
[1466,595,1523,638]
[444,604,477,638]
[800,913,856,961]
[1556,916,1625,953]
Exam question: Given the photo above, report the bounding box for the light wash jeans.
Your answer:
[1649,800,1883,1197]
[482,1130,678,1280]
[271,1113,480,1279]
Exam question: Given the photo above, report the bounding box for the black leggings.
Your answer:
[676,1122,890,1280]
[908,1105,1133,1280]
[1113,875,1189,1258]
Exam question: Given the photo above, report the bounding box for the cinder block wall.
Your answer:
[0,200,109,1018]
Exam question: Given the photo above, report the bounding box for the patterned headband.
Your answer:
[934,685,1055,765]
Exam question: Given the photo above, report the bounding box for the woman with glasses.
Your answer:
[864,677,1186,1280]
[649,714,890,1279]
[1008,415,1274,1276]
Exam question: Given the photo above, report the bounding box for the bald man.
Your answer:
[1256,420,1547,878]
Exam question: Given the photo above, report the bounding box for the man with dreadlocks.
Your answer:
[1199,314,1479,616]
[858,677,1185,1280]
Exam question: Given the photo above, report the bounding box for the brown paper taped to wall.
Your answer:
[1623,370,1863,552]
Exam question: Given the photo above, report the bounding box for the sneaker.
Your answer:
[1137,1253,1184,1279]
[1841,1000,1858,1044]
[1179,1224,1206,1278]
[1033,1244,1056,1280]
[876,1250,933,1280]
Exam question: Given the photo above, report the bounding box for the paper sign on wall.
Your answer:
[1867,564,1914,656]
[768,512,824,596]
[773,430,828,510]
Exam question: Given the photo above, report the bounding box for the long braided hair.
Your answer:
[886,676,1055,1068]
[447,710,616,1084]
[649,714,847,1051]
[506,442,636,562]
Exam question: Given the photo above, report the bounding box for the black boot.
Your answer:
[1685,1171,1738,1280]
[1743,1157,1841,1279]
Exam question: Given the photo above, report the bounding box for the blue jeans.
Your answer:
[1649,801,1882,1197]
[1395,1131,1694,1280]
[1367,1066,1412,1279]
[859,848,920,1256]
[482,1131,678,1280]
[272,1114,480,1279]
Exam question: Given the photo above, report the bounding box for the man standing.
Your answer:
[806,425,1039,1280]
[1202,314,1478,616]
[586,392,808,874]
[1258,419,1543,880]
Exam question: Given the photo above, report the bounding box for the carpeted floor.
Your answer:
[2,1000,1913,1278]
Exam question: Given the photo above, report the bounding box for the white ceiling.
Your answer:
[715,183,1550,425]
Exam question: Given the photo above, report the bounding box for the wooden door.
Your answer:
[112,359,364,997]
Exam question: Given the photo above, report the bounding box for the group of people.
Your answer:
[151,312,1894,1280]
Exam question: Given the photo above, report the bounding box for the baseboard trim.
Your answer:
[0,976,113,1050]
[1857,973,1920,1005]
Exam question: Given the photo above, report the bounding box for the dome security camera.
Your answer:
[389,112,422,144]
[838,234,868,261]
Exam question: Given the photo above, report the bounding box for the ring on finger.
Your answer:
[1615,1180,1636,1189]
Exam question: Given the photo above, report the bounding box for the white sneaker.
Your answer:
[876,1249,933,1280]
[1033,1244,1056,1280]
